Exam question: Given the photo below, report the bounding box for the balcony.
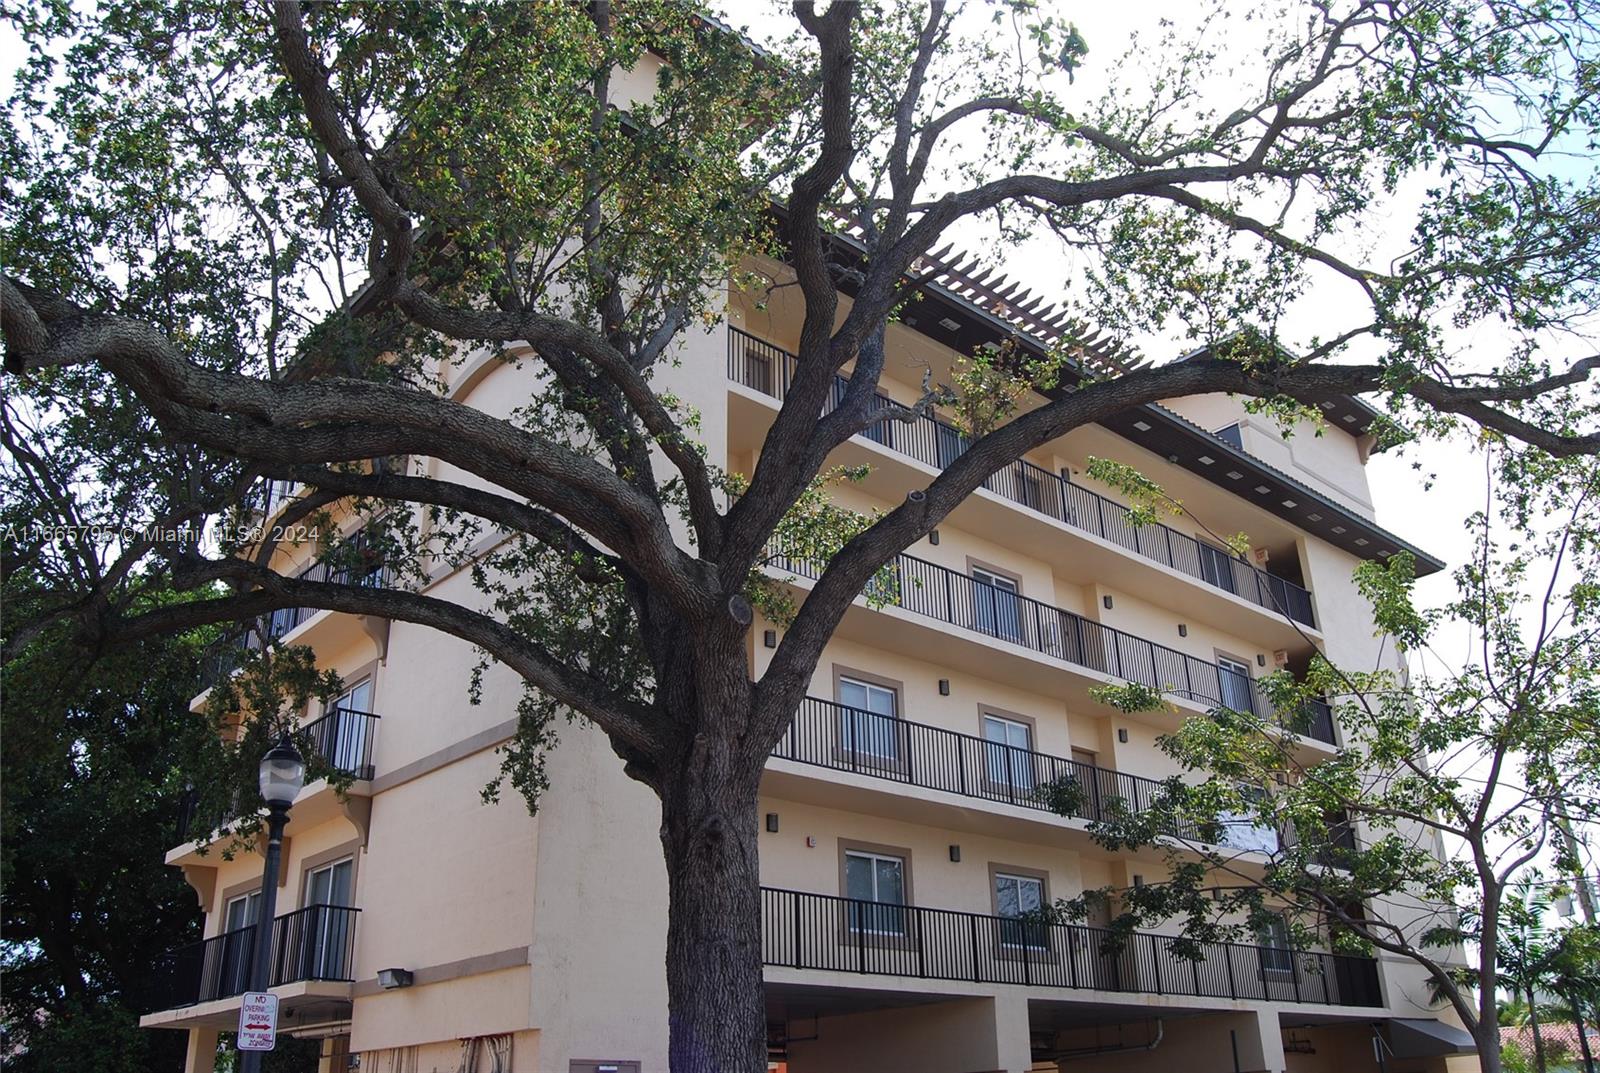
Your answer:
[769,543,1336,744]
[194,531,392,693]
[761,887,1382,1007]
[144,903,359,1013]
[728,328,1316,627]
[173,708,380,844]
[774,697,1277,848]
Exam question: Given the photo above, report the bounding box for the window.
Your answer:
[1214,422,1243,449]
[972,567,1023,643]
[1217,655,1255,713]
[838,677,900,762]
[1257,914,1294,974]
[306,857,354,907]
[218,891,261,995]
[1197,541,1239,594]
[1219,784,1279,854]
[224,890,261,932]
[994,871,1049,949]
[323,679,373,777]
[844,850,907,935]
[303,858,355,980]
[936,423,969,469]
[983,714,1034,791]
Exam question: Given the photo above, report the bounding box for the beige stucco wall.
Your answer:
[1165,392,1376,519]
[784,994,1032,1073]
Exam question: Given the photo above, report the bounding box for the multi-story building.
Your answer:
[139,247,1480,1073]
[139,50,1477,1073]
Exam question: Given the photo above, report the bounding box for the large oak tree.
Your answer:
[4,2,1599,1070]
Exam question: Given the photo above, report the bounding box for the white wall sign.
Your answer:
[237,991,278,1051]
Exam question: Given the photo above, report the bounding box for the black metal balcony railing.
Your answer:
[145,904,360,1012]
[761,887,1382,1007]
[729,328,1316,627]
[194,531,391,692]
[248,458,405,521]
[768,542,1336,744]
[173,788,240,846]
[776,697,1230,842]
[262,530,392,642]
[173,711,381,843]
[303,707,380,782]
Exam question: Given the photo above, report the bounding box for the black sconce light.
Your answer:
[763,629,777,649]
[938,678,950,696]
[765,813,779,833]
[1103,595,1114,610]
[377,968,414,990]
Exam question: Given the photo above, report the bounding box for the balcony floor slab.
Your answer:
[139,979,353,1032]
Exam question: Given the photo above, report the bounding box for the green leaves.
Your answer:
[1067,442,1600,1039]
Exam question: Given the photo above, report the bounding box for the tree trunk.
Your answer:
[1475,1022,1506,1073]
[1571,992,1597,1073]
[658,733,767,1073]
[1529,986,1548,1073]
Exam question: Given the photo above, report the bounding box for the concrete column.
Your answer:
[182,1029,220,1073]
[1220,1008,1288,1073]
[992,992,1036,1073]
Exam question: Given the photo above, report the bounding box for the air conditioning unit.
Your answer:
[1272,650,1290,668]
[1251,547,1271,567]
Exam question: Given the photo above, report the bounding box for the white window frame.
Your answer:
[993,871,1048,949]
[224,890,261,932]
[972,566,1023,643]
[837,676,900,761]
[323,679,374,776]
[1257,914,1295,975]
[844,849,908,936]
[982,713,1034,790]
[1217,654,1255,712]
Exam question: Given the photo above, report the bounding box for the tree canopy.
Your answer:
[5,2,1600,1070]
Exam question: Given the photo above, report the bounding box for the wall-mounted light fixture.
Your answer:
[1177,624,1188,637]
[1256,653,1266,667]
[1117,728,1129,744]
[1102,595,1114,610]
[929,529,940,546]
[938,678,950,696]
[1133,875,1145,888]
[377,967,414,990]
[949,845,961,863]
[765,813,780,833]
[763,629,777,649]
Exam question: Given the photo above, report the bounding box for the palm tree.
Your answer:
[1498,881,1558,1073]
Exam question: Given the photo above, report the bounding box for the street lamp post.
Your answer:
[240,736,305,1073]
